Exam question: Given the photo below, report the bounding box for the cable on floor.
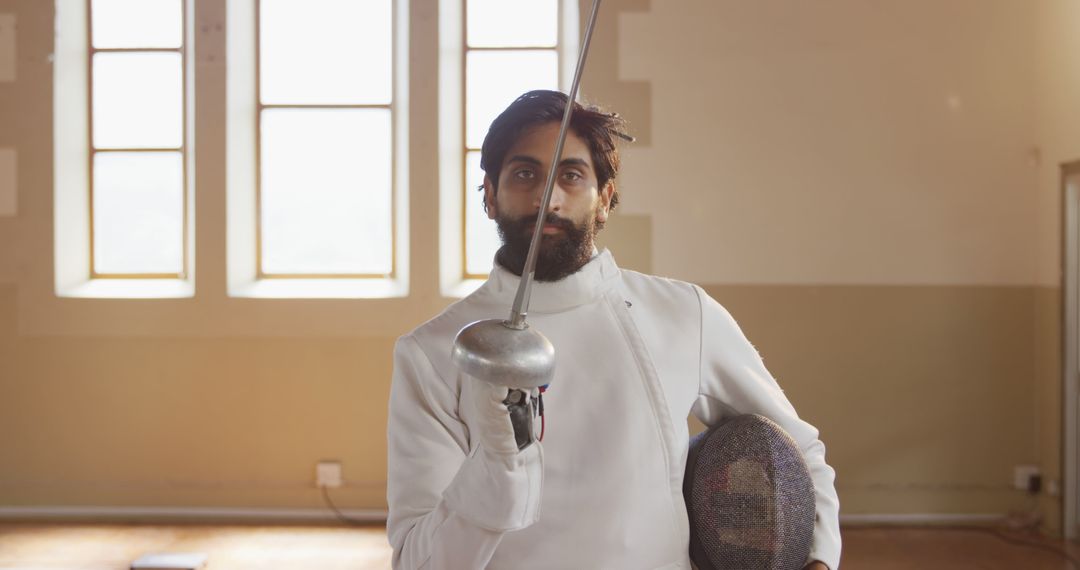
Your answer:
[320,485,373,526]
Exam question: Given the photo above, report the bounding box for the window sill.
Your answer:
[57,278,195,299]
[229,277,407,299]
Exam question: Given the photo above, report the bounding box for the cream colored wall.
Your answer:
[705,284,1041,515]
[0,282,394,510]
[0,0,436,513]
[1032,0,1080,537]
[0,0,1067,532]
[1035,0,1080,287]
[614,0,1039,286]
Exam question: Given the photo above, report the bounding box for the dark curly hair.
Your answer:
[479,90,631,214]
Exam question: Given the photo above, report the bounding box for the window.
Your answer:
[256,0,394,279]
[89,0,187,279]
[55,0,580,303]
[227,0,407,298]
[51,0,192,293]
[462,0,563,280]
[54,0,193,297]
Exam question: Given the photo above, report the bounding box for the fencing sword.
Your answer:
[451,0,603,393]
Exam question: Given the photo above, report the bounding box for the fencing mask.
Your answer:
[684,414,817,570]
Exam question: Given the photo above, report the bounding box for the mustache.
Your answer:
[509,212,577,233]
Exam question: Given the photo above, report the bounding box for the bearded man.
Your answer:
[386,90,840,570]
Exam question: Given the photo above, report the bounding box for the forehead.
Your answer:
[501,121,593,169]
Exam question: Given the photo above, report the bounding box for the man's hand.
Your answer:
[440,375,545,535]
[463,376,538,456]
[804,562,830,570]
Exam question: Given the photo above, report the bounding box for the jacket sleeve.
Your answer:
[386,334,544,570]
[689,286,842,570]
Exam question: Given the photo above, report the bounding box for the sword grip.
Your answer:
[503,389,537,451]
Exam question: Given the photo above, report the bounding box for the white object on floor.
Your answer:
[130,552,208,570]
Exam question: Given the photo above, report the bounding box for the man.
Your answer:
[387,90,840,569]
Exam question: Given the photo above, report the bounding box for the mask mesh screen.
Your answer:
[685,414,816,570]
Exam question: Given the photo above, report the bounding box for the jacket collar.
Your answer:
[480,248,621,314]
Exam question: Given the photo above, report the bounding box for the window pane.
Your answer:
[466,50,558,148]
[93,151,184,274]
[260,109,392,274]
[93,52,183,149]
[465,150,500,276]
[260,0,392,105]
[467,0,557,48]
[91,0,182,49]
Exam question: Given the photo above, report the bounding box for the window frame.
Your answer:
[47,0,420,333]
[86,0,190,280]
[253,0,398,281]
[225,0,409,299]
[452,0,579,287]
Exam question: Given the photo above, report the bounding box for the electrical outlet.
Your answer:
[1013,465,1040,492]
[316,460,342,488]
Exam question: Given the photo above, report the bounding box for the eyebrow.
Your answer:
[506,155,591,170]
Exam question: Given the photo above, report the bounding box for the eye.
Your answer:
[562,170,584,182]
[513,168,536,180]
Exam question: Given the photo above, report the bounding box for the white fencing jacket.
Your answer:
[387,250,841,570]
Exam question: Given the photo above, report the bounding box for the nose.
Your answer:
[532,176,565,214]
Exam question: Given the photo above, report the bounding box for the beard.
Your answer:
[494,209,602,282]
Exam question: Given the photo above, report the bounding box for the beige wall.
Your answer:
[0,0,1071,535]
[1035,0,1080,287]
[705,284,1044,515]
[614,0,1038,286]
[0,282,395,510]
[1032,0,1080,537]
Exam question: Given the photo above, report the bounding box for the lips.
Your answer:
[525,216,573,235]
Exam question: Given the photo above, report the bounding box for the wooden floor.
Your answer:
[1,522,1079,569]
[0,523,392,570]
[841,526,1080,569]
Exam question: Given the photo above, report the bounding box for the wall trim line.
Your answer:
[0,505,389,523]
[0,506,1003,527]
[840,513,1004,526]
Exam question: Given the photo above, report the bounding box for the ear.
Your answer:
[483,176,497,220]
[596,180,615,223]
